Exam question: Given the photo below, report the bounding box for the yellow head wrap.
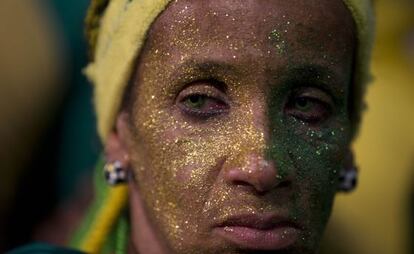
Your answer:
[85,0,375,141]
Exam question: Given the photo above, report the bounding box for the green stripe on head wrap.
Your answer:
[69,156,128,253]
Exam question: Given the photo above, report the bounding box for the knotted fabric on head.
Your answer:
[85,0,375,142]
[75,0,375,253]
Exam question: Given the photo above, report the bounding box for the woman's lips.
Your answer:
[213,213,301,250]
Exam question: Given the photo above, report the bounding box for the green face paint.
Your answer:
[269,29,287,54]
[266,74,352,249]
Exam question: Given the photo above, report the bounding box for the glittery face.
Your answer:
[123,0,356,253]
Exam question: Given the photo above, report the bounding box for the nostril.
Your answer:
[232,180,252,187]
[232,180,269,195]
[278,180,291,188]
[231,180,264,195]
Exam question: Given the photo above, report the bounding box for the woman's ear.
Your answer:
[104,112,133,166]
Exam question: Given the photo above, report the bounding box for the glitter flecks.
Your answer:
[269,29,287,54]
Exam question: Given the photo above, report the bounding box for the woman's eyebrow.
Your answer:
[278,63,346,94]
[285,64,337,80]
[170,57,240,80]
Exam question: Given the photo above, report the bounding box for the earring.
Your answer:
[338,166,358,192]
[104,160,127,185]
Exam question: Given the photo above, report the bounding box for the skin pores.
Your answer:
[119,0,356,253]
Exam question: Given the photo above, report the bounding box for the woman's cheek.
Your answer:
[272,117,349,181]
[272,120,350,247]
[131,109,225,247]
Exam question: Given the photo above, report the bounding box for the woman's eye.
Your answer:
[285,93,332,123]
[294,97,313,112]
[183,94,207,109]
[179,93,229,118]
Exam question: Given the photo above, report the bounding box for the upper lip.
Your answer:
[215,213,301,230]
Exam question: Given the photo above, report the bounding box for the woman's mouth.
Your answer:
[212,213,301,250]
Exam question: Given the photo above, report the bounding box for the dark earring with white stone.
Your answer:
[104,160,127,185]
[338,166,358,192]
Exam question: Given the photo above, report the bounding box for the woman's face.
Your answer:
[119,0,355,253]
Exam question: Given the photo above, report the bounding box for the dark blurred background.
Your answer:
[0,0,413,253]
[0,0,98,251]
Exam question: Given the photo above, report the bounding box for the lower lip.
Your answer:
[214,225,300,250]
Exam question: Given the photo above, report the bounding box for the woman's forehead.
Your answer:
[143,0,355,84]
[150,0,355,41]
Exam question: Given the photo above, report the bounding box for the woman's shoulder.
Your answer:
[7,243,84,254]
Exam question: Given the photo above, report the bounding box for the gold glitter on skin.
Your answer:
[117,0,357,253]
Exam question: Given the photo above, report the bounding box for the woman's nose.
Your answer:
[224,153,283,194]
